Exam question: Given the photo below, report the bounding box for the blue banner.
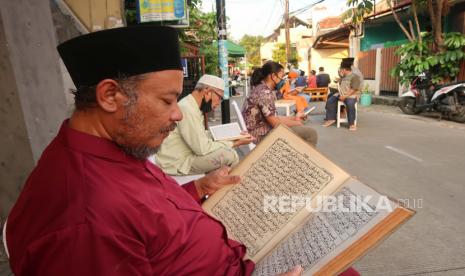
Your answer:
[181,58,188,78]
[218,39,229,99]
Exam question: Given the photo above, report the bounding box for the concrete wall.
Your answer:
[260,26,313,71]
[310,48,348,81]
[0,0,68,218]
[295,38,312,74]
[51,0,83,110]
[63,0,123,32]
[51,0,85,44]
[260,41,276,63]
[364,80,377,93]
[0,15,35,221]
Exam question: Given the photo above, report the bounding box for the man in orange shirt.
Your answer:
[280,71,309,113]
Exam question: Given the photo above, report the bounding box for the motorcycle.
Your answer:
[399,73,465,123]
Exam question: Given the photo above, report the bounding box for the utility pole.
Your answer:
[216,0,230,124]
[284,0,291,68]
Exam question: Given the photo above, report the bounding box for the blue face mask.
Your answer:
[275,79,285,91]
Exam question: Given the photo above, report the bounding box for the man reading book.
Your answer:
[156,74,254,175]
[5,26,260,276]
[6,26,358,276]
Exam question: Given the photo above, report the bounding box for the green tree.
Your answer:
[178,2,232,75]
[239,35,265,68]
[344,0,465,84]
[181,9,219,74]
[123,0,227,75]
[272,43,299,67]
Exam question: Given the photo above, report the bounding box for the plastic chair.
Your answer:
[337,101,358,128]
[2,218,9,258]
[231,100,256,151]
[147,155,204,185]
[275,100,296,116]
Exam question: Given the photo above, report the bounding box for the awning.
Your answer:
[212,40,246,57]
[312,26,350,49]
[225,40,246,57]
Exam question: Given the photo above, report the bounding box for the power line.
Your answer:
[289,0,324,16]
[261,0,281,35]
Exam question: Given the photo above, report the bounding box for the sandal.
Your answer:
[349,125,357,131]
[322,120,336,127]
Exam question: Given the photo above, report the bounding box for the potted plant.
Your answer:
[360,84,372,106]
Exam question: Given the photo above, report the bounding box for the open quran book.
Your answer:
[202,125,415,276]
[209,122,251,141]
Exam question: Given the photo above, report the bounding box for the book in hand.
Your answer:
[294,86,306,93]
[202,125,415,276]
[209,122,251,141]
[304,106,316,116]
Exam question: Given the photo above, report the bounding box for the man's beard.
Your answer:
[116,105,177,160]
[119,144,160,160]
[117,123,176,160]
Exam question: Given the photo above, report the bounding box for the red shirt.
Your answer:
[7,121,255,275]
[307,75,317,88]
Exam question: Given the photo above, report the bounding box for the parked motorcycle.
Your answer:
[399,73,465,123]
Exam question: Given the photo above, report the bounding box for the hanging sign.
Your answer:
[137,0,187,23]
[218,39,230,99]
[181,58,188,78]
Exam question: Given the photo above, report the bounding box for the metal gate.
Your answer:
[458,60,465,81]
[380,47,401,93]
[358,49,376,80]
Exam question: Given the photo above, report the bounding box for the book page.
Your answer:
[209,122,245,141]
[252,178,401,276]
[203,125,351,262]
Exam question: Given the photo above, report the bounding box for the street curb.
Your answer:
[371,95,401,106]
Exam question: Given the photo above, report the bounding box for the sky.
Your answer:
[200,0,348,41]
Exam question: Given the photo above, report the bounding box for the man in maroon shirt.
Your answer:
[6,26,359,276]
[4,26,304,276]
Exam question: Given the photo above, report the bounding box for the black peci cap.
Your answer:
[57,25,182,88]
[342,57,355,65]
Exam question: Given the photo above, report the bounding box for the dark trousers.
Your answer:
[325,93,357,126]
[290,125,318,147]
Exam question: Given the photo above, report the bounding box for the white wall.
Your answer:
[260,25,312,69]
[260,42,276,62]
[364,79,376,93]
[310,48,348,80]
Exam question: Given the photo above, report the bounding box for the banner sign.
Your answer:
[137,0,187,23]
[218,39,230,99]
[181,58,188,78]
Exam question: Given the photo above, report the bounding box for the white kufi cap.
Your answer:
[197,74,225,91]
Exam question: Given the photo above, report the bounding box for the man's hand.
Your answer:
[233,131,256,147]
[276,265,303,276]
[339,95,346,101]
[295,86,305,93]
[294,112,308,122]
[194,166,240,198]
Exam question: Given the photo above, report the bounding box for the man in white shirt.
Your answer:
[156,75,254,175]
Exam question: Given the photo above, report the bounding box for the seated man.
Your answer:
[280,71,310,113]
[6,26,357,276]
[295,70,307,87]
[323,61,361,131]
[6,26,260,276]
[316,66,331,88]
[156,74,253,175]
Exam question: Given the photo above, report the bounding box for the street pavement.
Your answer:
[308,103,465,276]
[219,89,465,275]
[1,88,465,275]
